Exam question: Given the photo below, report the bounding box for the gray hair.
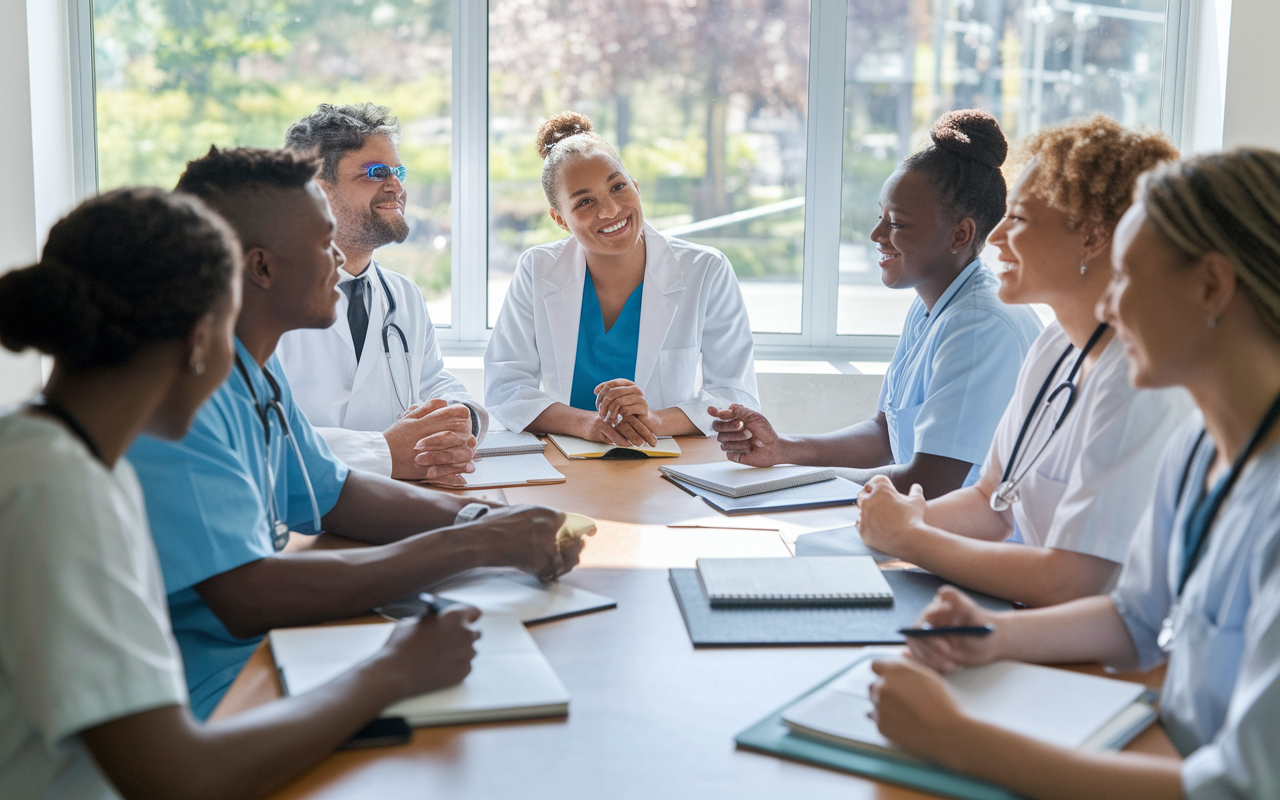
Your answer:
[1142,148,1280,341]
[284,103,402,183]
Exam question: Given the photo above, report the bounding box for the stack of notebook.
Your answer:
[463,431,564,488]
[660,462,861,514]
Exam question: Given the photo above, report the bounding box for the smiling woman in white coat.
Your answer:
[485,112,759,446]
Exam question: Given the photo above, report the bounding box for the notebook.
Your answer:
[461,452,565,488]
[547,433,681,459]
[665,474,861,515]
[669,567,1012,646]
[659,462,834,497]
[429,569,616,625]
[780,654,1158,759]
[695,556,893,607]
[269,615,570,727]
[475,430,545,457]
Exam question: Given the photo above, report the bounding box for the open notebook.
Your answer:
[269,615,570,727]
[461,452,565,488]
[547,433,681,459]
[659,462,835,497]
[695,556,893,607]
[781,653,1158,759]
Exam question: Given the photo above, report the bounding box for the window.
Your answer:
[84,0,1177,356]
[91,0,454,325]
[836,0,1169,336]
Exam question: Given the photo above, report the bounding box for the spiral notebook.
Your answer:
[695,556,893,607]
[659,462,835,498]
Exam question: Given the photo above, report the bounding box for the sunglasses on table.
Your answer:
[362,163,408,182]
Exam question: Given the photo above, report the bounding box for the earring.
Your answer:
[1207,315,1219,329]
[1080,261,1088,275]
[190,360,206,376]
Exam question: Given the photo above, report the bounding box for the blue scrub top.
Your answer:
[128,338,349,719]
[569,271,643,411]
[877,259,1043,486]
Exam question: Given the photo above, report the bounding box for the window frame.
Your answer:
[70,0,1193,361]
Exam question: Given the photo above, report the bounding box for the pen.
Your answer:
[375,592,455,621]
[897,623,996,637]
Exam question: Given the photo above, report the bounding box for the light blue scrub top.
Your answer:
[877,259,1043,486]
[1112,416,1280,797]
[569,271,643,411]
[128,338,348,719]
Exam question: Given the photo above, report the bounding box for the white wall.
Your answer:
[0,0,77,405]
[1220,0,1280,150]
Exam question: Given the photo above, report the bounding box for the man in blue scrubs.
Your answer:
[129,146,575,718]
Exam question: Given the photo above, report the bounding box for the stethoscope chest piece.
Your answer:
[271,520,291,552]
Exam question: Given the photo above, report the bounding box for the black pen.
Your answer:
[897,623,996,637]
[375,592,455,621]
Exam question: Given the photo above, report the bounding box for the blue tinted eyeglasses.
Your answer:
[363,163,407,183]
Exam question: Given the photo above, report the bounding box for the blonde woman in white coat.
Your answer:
[485,112,759,446]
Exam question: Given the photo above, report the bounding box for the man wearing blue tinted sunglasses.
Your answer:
[277,103,488,484]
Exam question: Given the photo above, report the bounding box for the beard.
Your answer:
[338,197,410,252]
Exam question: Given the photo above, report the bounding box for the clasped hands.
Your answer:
[384,398,477,485]
[583,379,661,447]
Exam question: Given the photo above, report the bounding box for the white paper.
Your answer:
[270,615,570,727]
[431,570,616,624]
[462,452,564,487]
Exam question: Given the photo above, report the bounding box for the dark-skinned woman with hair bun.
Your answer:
[712,110,1043,500]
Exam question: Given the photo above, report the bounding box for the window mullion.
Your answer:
[451,0,489,344]
[800,0,848,349]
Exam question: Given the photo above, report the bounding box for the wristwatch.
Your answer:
[454,502,491,526]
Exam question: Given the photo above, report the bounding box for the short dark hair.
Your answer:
[0,188,239,369]
[176,145,320,199]
[284,103,402,182]
[903,110,1009,252]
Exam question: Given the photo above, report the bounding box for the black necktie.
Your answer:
[341,276,370,362]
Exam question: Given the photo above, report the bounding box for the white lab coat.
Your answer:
[484,223,759,435]
[277,263,487,475]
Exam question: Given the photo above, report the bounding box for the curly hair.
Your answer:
[903,109,1009,250]
[1008,114,1178,239]
[536,112,624,211]
[0,188,240,369]
[284,103,402,183]
[1141,148,1280,341]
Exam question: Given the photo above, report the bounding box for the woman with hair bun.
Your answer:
[711,110,1043,499]
[0,189,480,799]
[858,115,1193,606]
[484,111,759,446]
[867,148,1280,800]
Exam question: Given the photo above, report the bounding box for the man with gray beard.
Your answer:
[276,103,487,484]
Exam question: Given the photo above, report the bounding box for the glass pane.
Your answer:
[837,0,1167,336]
[92,0,454,325]
[488,0,811,333]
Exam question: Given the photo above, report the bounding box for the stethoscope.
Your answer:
[1157,389,1280,652]
[990,322,1110,512]
[235,354,323,551]
[370,264,413,413]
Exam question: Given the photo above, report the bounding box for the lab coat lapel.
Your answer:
[542,239,586,396]
[634,225,682,390]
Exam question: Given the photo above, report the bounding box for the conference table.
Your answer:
[211,435,1175,800]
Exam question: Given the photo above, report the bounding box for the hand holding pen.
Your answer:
[902,586,1005,673]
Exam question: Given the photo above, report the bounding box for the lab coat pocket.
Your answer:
[885,401,923,465]
[658,346,700,401]
[1168,606,1245,746]
[1015,470,1069,546]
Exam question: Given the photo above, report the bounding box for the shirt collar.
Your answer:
[926,258,983,319]
[337,262,376,285]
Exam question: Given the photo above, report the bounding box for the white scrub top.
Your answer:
[0,412,187,800]
[877,259,1043,486]
[1112,415,1280,799]
[982,322,1192,565]
[277,262,487,476]
[484,223,759,435]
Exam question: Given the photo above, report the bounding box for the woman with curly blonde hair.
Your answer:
[857,115,1193,606]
